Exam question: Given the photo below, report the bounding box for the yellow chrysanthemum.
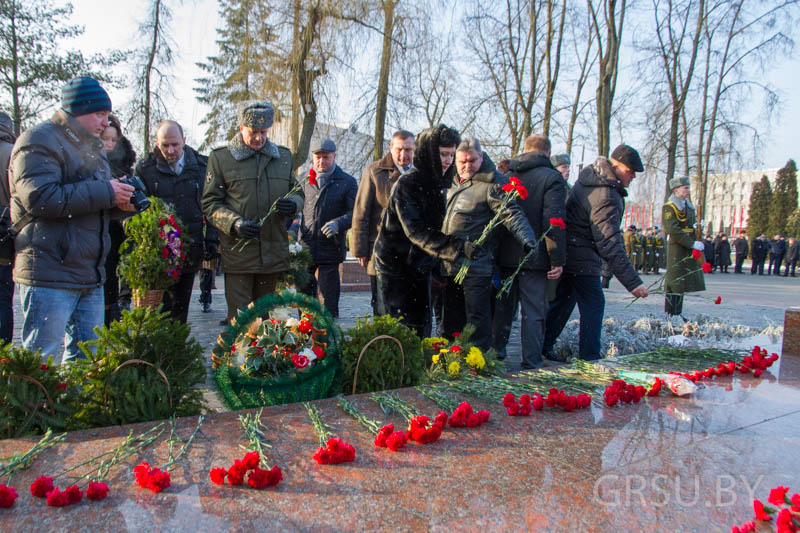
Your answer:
[465,346,486,369]
[432,354,440,364]
[448,361,461,376]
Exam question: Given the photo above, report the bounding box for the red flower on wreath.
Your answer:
[298,320,313,334]
[549,217,566,230]
[312,346,326,360]
[291,353,310,369]
[702,262,712,273]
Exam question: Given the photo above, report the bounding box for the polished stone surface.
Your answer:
[1,350,798,532]
[784,308,800,357]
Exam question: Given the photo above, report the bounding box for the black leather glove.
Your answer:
[275,198,297,216]
[463,241,485,260]
[233,218,261,239]
[204,242,219,260]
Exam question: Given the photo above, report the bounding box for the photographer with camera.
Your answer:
[9,77,135,364]
[135,120,218,323]
[0,112,16,344]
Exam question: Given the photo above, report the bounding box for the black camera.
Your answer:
[121,176,151,212]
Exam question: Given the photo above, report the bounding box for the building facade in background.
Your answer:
[693,168,780,235]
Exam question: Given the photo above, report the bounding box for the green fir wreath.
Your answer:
[212,291,342,409]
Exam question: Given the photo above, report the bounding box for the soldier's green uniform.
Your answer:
[652,231,665,274]
[663,177,705,315]
[623,226,636,266]
[633,231,644,271]
[202,100,304,320]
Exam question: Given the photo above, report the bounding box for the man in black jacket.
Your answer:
[751,234,768,275]
[768,234,786,275]
[492,134,566,368]
[299,139,358,318]
[136,120,219,323]
[439,136,537,351]
[0,112,16,344]
[542,145,648,361]
[733,231,748,273]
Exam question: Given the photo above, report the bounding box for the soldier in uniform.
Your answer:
[652,226,664,275]
[633,229,645,272]
[623,225,636,266]
[662,176,705,317]
[202,100,303,322]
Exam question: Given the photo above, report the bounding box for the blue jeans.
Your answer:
[0,264,14,344]
[20,285,104,364]
[543,273,605,360]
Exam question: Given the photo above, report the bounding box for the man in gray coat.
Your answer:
[9,77,135,363]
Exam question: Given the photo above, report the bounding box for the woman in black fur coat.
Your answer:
[100,115,136,325]
[373,124,477,337]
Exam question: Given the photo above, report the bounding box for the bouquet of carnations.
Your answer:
[231,313,327,378]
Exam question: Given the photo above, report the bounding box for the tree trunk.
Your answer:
[542,0,566,136]
[143,0,162,153]
[372,0,396,161]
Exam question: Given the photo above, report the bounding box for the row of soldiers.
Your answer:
[623,226,666,275]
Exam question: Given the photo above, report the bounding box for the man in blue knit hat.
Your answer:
[9,76,136,364]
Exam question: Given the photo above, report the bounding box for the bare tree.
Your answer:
[542,0,567,136]
[588,0,628,156]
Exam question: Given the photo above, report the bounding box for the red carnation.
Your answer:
[715,296,722,305]
[692,248,703,260]
[159,219,167,226]
[30,475,54,498]
[374,423,394,447]
[55,382,67,390]
[209,467,226,485]
[532,395,544,410]
[452,332,461,338]
[776,508,798,532]
[298,319,313,334]
[45,487,69,507]
[133,461,152,488]
[291,353,310,369]
[450,345,462,353]
[702,262,712,273]
[503,392,516,407]
[64,484,82,505]
[501,183,515,194]
[266,466,283,486]
[0,358,9,364]
[509,176,522,186]
[41,363,48,370]
[386,431,408,451]
[434,411,449,427]
[0,484,18,508]
[146,469,170,493]
[247,467,273,489]
[753,499,773,521]
[549,217,566,230]
[242,451,260,470]
[227,460,247,485]
[515,184,529,200]
[308,168,318,186]
[86,482,109,501]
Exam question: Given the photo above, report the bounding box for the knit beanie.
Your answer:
[61,77,112,116]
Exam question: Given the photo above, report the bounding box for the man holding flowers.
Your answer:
[543,144,649,361]
[662,176,705,316]
[492,134,567,368]
[202,101,303,322]
[439,136,538,351]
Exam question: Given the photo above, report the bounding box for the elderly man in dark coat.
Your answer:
[542,145,648,361]
[373,124,474,337]
[299,139,357,318]
[733,231,748,273]
[662,176,705,316]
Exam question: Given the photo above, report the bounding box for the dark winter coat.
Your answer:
[0,115,16,265]
[373,125,466,277]
[441,153,537,277]
[351,151,401,275]
[663,197,705,294]
[202,135,302,274]
[703,238,715,265]
[770,239,786,257]
[733,237,748,257]
[497,152,566,272]
[787,241,799,262]
[299,165,357,265]
[9,110,120,289]
[714,237,731,267]
[137,145,219,272]
[563,157,641,291]
[752,239,768,261]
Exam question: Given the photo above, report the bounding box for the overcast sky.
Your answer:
[69,0,799,169]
